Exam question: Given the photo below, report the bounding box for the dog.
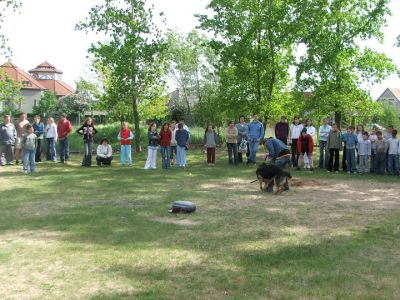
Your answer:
[255,163,292,194]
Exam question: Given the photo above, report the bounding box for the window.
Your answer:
[22,81,32,87]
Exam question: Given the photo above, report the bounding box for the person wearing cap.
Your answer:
[297,127,314,171]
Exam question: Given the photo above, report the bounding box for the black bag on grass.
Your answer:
[169,201,196,213]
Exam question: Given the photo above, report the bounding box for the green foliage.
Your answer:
[76,0,166,152]
[32,91,58,118]
[0,0,21,55]
[56,93,90,120]
[295,0,397,126]
[0,68,23,114]
[372,102,400,128]
[198,0,297,120]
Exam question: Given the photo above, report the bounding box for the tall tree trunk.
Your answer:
[335,111,342,130]
[132,95,141,152]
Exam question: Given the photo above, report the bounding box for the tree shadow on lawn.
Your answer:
[85,216,400,299]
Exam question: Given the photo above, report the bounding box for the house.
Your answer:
[377,88,400,116]
[0,61,75,113]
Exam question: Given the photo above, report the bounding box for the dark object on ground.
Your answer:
[168,201,196,213]
[256,163,292,194]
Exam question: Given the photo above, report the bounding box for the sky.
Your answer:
[1,0,399,99]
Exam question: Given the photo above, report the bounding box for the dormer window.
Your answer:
[22,81,32,87]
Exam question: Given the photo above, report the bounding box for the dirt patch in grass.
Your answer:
[150,216,202,226]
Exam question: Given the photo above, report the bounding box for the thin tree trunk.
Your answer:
[132,95,141,152]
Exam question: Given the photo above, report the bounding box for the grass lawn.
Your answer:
[1,149,400,299]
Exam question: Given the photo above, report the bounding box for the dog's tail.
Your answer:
[284,171,292,179]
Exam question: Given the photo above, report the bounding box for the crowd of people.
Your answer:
[1,112,399,176]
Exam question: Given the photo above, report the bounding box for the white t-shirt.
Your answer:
[290,124,303,140]
[306,126,316,140]
[170,128,178,146]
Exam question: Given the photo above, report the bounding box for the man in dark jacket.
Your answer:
[0,115,17,164]
[274,116,289,145]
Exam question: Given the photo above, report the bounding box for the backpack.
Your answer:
[239,138,248,153]
[169,201,196,213]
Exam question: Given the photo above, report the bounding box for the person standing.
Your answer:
[21,125,37,174]
[236,115,249,163]
[14,112,30,165]
[357,131,371,174]
[226,121,238,165]
[374,131,388,175]
[318,118,332,169]
[369,127,378,173]
[297,128,314,171]
[274,116,289,145]
[159,122,172,169]
[32,115,44,163]
[204,124,218,166]
[326,123,342,173]
[45,117,57,162]
[118,122,134,166]
[0,114,17,165]
[76,117,98,167]
[175,123,189,168]
[144,122,160,170]
[387,129,400,176]
[57,113,72,163]
[170,121,178,165]
[289,116,303,168]
[246,114,264,165]
[342,126,358,174]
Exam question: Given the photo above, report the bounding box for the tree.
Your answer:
[0,68,23,114]
[198,0,298,125]
[295,0,397,127]
[0,1,21,55]
[76,0,166,152]
[56,93,90,123]
[32,90,58,118]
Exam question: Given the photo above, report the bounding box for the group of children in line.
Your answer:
[2,111,399,176]
[274,115,400,175]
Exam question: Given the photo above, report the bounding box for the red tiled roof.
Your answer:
[29,61,63,74]
[39,79,75,97]
[1,61,48,90]
[388,88,400,100]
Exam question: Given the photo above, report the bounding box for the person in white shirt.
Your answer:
[289,116,303,168]
[304,118,316,168]
[96,137,113,166]
[45,117,57,162]
[318,118,332,169]
[387,129,400,175]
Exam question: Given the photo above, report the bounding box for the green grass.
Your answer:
[1,150,400,299]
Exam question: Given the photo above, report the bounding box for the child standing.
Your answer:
[387,129,400,175]
[289,116,303,168]
[118,122,133,166]
[76,117,98,167]
[144,122,160,170]
[226,121,238,165]
[45,117,57,162]
[204,124,218,166]
[327,123,341,173]
[22,125,37,174]
[175,123,189,168]
[342,126,358,174]
[297,128,314,171]
[357,132,371,174]
[159,122,172,169]
[170,121,178,165]
[374,131,388,175]
[32,115,44,163]
[369,127,378,173]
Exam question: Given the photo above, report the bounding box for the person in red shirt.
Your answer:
[57,113,72,163]
[159,122,172,169]
[297,127,314,171]
[118,122,134,166]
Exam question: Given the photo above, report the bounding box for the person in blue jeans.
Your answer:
[342,126,358,174]
[175,123,189,168]
[22,125,37,174]
[246,114,264,165]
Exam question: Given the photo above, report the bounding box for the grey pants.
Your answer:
[0,144,14,163]
[359,155,369,173]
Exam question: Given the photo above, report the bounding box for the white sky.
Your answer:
[1,0,399,99]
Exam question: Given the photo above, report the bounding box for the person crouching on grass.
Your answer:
[175,123,189,168]
[297,128,314,171]
[22,125,37,174]
[144,122,160,170]
[96,138,113,166]
[118,122,133,166]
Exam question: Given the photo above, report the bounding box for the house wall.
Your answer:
[20,90,43,113]
[377,89,400,116]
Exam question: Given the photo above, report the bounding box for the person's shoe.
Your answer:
[16,160,19,165]
[23,170,28,175]
[296,167,301,171]
[97,162,101,166]
[347,171,351,174]
[335,171,339,173]
[327,170,331,173]
[309,167,313,171]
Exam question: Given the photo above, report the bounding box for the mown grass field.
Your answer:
[1,149,400,299]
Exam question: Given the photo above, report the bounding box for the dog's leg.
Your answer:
[274,176,285,194]
[257,175,263,191]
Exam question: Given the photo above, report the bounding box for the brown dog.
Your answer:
[256,163,292,194]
